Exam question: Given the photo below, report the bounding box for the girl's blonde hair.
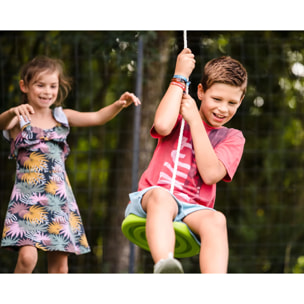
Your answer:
[201,56,248,98]
[20,56,72,106]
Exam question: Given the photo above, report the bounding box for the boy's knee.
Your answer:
[211,211,227,230]
[143,188,177,213]
[148,187,170,201]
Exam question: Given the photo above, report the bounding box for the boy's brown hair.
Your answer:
[20,56,72,106]
[200,56,248,98]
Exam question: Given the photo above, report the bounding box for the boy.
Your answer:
[125,48,247,273]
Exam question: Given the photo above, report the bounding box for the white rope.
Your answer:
[183,30,188,49]
[170,30,188,194]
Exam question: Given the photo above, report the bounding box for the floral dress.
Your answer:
[1,107,90,255]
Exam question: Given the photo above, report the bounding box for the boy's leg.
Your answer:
[141,187,179,264]
[14,245,38,273]
[48,251,69,273]
[183,210,229,273]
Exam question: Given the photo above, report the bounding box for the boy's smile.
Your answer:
[197,83,243,128]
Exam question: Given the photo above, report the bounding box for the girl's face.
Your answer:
[197,83,243,128]
[20,70,59,110]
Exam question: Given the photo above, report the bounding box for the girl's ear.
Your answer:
[19,80,28,93]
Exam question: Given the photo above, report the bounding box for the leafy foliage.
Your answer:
[1,31,304,273]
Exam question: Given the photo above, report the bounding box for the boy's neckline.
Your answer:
[202,120,222,130]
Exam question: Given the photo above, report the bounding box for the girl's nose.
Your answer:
[44,86,51,94]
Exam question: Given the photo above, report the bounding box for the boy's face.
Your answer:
[197,83,244,128]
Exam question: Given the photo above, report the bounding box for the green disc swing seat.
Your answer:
[121,213,200,258]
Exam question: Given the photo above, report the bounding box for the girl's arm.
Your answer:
[0,104,34,130]
[181,94,227,185]
[64,92,140,127]
[153,48,195,136]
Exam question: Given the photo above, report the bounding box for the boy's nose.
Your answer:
[218,105,228,113]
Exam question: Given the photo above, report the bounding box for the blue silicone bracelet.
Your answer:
[173,75,191,86]
[173,74,188,82]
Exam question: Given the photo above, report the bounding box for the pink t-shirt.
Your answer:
[138,116,245,208]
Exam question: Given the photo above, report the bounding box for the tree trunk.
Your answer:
[102,31,176,273]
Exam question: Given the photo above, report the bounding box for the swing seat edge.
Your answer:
[121,214,200,258]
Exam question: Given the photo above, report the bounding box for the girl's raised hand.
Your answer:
[11,104,35,123]
[174,48,196,79]
[117,92,141,108]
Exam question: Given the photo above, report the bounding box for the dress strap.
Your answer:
[2,115,30,141]
[19,115,30,128]
[2,130,10,141]
[53,107,69,126]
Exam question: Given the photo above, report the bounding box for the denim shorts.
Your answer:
[124,186,215,244]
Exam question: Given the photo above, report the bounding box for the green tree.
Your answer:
[1,31,304,273]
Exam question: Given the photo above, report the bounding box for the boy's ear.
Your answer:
[197,83,205,100]
[19,80,28,93]
[239,94,245,105]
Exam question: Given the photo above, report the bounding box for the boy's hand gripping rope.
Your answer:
[170,30,188,194]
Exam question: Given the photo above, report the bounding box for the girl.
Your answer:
[0,55,140,273]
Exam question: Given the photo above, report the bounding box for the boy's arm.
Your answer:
[190,118,227,185]
[181,94,227,185]
[64,92,140,127]
[153,48,195,136]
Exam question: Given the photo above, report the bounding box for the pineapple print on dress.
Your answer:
[1,107,90,255]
